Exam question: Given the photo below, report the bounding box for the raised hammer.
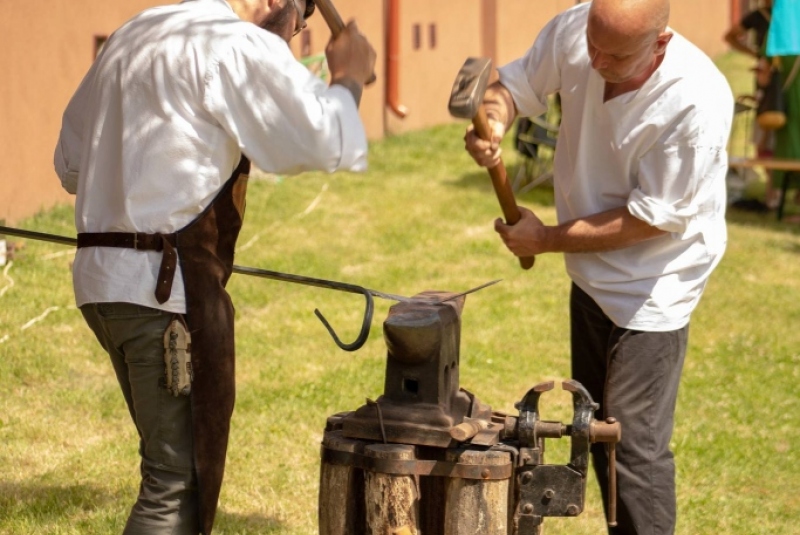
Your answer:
[449,57,535,270]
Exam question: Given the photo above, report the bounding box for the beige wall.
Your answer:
[289,0,387,140]
[1,0,166,225]
[386,0,483,134]
[670,0,731,59]
[1,0,735,224]
[496,0,581,67]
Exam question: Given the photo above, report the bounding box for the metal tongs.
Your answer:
[1,225,500,351]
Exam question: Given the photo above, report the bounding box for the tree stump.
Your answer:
[319,431,366,535]
[364,444,420,535]
[443,448,512,534]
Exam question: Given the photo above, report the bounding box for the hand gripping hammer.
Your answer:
[449,57,535,270]
[315,0,377,84]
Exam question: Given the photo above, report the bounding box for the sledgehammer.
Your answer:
[449,57,535,270]
[316,0,377,84]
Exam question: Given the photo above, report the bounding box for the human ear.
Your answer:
[654,31,673,55]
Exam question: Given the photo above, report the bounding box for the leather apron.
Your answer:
[77,156,250,534]
[177,156,249,534]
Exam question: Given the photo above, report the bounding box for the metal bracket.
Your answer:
[321,446,513,480]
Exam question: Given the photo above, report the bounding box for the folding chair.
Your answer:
[512,114,559,195]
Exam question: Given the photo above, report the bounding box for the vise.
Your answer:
[320,290,621,535]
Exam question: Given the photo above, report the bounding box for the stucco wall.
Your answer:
[2,0,736,224]
[1,0,167,225]
[670,0,731,59]
[288,0,387,141]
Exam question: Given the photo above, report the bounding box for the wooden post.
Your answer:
[443,448,512,535]
[364,444,420,535]
[319,430,366,535]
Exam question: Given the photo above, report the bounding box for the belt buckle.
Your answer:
[133,233,139,250]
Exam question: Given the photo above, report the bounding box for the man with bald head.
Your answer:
[55,0,375,533]
[464,1,732,533]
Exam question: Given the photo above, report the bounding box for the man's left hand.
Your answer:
[494,207,547,257]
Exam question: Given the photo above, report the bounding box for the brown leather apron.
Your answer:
[78,157,250,534]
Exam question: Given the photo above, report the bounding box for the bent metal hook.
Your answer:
[0,225,499,352]
[1,226,463,352]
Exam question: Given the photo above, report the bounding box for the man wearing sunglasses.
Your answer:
[54,1,375,533]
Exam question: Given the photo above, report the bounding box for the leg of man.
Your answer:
[570,284,688,535]
[81,302,199,535]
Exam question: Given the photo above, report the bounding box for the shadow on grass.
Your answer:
[0,481,123,523]
[0,481,286,534]
[448,168,556,208]
[216,509,287,533]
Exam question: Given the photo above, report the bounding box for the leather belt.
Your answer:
[77,232,179,304]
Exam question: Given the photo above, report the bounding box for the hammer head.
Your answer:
[448,57,493,120]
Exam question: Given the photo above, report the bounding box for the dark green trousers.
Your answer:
[81,302,199,535]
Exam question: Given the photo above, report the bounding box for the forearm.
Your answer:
[543,206,666,254]
[483,81,518,133]
[331,76,363,108]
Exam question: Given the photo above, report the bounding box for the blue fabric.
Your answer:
[767,0,800,55]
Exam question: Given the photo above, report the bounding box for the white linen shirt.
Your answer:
[498,3,733,330]
[54,0,368,313]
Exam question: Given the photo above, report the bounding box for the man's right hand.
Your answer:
[464,118,506,168]
[326,21,377,88]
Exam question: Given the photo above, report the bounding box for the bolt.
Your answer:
[522,503,534,514]
[521,472,532,485]
[543,488,555,500]
[481,469,491,479]
[566,504,580,516]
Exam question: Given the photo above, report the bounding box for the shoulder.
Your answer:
[536,3,590,59]
[661,33,732,99]
[551,2,590,41]
[652,34,733,141]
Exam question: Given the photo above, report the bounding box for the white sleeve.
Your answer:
[203,33,368,175]
[629,144,728,234]
[54,62,98,194]
[629,85,733,234]
[497,14,565,118]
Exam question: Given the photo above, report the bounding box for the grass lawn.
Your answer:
[1,52,799,534]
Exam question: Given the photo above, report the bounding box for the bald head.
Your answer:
[590,0,670,41]
[586,0,673,85]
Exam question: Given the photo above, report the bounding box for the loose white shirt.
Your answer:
[498,3,733,330]
[54,0,368,313]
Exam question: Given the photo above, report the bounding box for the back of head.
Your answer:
[228,0,315,23]
[589,0,670,41]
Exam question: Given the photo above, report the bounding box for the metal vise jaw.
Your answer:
[504,380,622,533]
[340,291,492,447]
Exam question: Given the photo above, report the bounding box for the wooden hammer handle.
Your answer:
[315,0,377,84]
[316,0,346,35]
[473,106,535,270]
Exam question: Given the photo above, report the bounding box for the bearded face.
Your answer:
[256,1,294,39]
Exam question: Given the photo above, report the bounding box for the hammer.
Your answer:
[315,0,377,84]
[449,57,534,270]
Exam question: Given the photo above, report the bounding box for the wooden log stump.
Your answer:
[443,448,512,535]
[364,444,420,535]
[319,431,366,535]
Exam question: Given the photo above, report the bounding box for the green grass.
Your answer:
[2,52,800,534]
